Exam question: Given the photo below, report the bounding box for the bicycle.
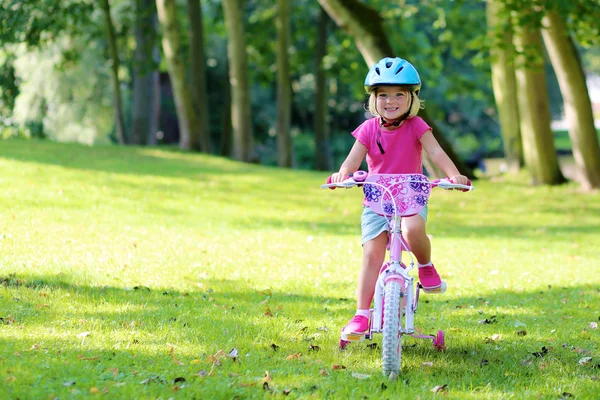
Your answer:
[321,171,473,379]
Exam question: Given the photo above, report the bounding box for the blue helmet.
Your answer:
[364,57,421,93]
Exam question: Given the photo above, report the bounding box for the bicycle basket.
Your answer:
[363,174,431,217]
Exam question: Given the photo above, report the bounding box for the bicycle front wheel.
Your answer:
[382,279,404,378]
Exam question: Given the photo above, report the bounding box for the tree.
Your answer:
[314,6,332,171]
[542,11,600,190]
[100,0,127,145]
[156,0,202,151]
[131,0,160,146]
[222,0,254,162]
[513,13,565,185]
[276,0,293,167]
[187,0,210,152]
[486,0,523,171]
[316,0,474,178]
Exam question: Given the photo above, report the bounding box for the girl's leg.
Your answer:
[403,215,442,290]
[342,231,388,334]
[356,231,388,309]
[402,215,430,264]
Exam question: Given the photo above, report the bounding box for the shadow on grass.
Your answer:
[2,273,599,397]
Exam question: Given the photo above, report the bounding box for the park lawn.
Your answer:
[0,139,599,399]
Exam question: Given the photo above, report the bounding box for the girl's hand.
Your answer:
[449,175,469,186]
[330,172,350,183]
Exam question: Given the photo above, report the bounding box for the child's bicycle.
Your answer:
[321,171,473,379]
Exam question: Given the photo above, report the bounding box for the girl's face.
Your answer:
[376,86,409,121]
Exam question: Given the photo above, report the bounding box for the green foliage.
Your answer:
[0,140,599,398]
[11,38,114,144]
[0,0,94,47]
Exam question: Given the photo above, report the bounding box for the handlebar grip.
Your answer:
[326,175,336,190]
[450,178,472,192]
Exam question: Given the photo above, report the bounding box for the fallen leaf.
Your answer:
[286,353,302,360]
[332,364,346,370]
[351,372,371,379]
[309,344,320,352]
[227,348,238,361]
[89,387,100,394]
[262,371,271,383]
[283,388,292,395]
[579,357,593,365]
[532,347,549,358]
[431,384,448,393]
[319,369,328,376]
[271,343,280,351]
[77,354,99,361]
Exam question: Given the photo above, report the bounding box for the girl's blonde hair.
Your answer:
[366,87,423,118]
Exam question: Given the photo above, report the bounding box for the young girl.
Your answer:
[330,57,469,336]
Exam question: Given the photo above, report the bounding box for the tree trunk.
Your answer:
[100,0,127,145]
[542,11,600,190]
[486,0,523,171]
[187,0,210,153]
[222,0,254,162]
[317,0,473,178]
[276,0,293,167]
[131,0,159,146]
[156,0,201,151]
[513,21,565,185]
[314,6,332,171]
[148,46,161,146]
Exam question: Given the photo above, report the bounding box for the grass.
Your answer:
[1,138,599,399]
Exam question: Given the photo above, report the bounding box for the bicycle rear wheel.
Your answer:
[382,279,404,378]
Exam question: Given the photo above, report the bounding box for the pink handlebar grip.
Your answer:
[326,175,336,190]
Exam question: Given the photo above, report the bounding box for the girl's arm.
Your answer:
[420,131,469,184]
[331,140,367,183]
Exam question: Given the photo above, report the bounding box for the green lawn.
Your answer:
[1,139,599,399]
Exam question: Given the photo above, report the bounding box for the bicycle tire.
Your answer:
[382,279,404,377]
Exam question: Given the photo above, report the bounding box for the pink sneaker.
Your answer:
[418,264,442,290]
[342,315,369,334]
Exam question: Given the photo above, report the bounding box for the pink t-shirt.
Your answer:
[352,116,431,174]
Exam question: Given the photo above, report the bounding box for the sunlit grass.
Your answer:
[1,138,599,399]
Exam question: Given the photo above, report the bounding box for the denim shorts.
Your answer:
[361,205,428,245]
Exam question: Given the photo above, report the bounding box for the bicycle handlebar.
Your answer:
[321,171,474,191]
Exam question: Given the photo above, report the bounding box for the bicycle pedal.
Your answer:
[341,332,366,342]
[422,281,447,294]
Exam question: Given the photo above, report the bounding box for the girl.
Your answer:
[330,57,469,336]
